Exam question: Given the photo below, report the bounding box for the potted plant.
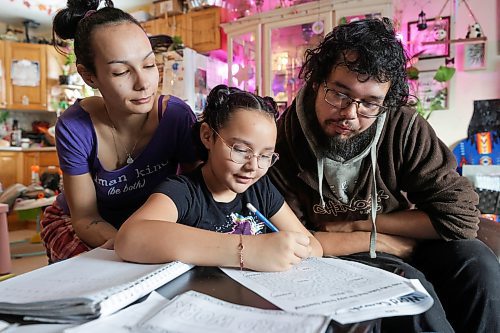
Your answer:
[59,43,76,85]
[407,65,455,120]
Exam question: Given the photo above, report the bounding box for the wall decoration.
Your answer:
[408,69,450,119]
[11,60,40,87]
[407,16,450,59]
[463,43,486,70]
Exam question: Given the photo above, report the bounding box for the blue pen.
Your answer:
[246,203,279,232]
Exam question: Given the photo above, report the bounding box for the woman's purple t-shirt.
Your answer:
[55,96,197,228]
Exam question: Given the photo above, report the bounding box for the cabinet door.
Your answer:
[0,152,22,188]
[5,42,47,110]
[226,27,261,94]
[167,14,189,47]
[262,12,332,106]
[188,7,221,53]
[22,151,60,185]
[0,41,6,109]
[22,152,39,185]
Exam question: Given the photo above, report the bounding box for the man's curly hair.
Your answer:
[300,17,410,109]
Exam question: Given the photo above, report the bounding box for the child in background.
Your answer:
[115,85,322,271]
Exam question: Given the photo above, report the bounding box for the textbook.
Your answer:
[0,248,193,323]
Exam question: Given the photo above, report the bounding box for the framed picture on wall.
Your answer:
[463,43,486,70]
[408,69,449,111]
[407,16,450,59]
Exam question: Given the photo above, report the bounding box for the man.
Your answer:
[270,18,499,333]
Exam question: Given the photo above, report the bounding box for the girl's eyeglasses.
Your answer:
[211,129,279,169]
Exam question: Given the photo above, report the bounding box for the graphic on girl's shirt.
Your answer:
[228,212,265,235]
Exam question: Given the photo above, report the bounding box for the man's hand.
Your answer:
[320,221,358,232]
[376,234,417,259]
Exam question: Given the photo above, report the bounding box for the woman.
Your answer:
[40,0,199,262]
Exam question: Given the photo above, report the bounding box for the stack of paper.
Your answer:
[67,291,330,333]
[0,249,193,323]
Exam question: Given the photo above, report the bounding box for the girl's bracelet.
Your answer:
[238,234,244,271]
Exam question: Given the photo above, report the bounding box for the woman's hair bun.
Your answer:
[53,0,113,40]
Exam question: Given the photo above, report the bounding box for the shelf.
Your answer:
[422,37,487,46]
[59,84,84,90]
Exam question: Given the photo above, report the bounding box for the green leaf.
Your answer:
[0,111,9,123]
[434,66,455,82]
[407,66,419,80]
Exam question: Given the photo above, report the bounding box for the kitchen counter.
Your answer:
[0,146,56,152]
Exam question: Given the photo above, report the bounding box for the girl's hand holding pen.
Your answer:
[242,231,312,272]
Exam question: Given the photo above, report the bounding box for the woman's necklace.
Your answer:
[104,106,149,165]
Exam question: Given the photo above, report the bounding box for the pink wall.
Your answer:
[394,0,499,147]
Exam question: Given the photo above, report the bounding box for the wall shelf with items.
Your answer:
[422,36,487,46]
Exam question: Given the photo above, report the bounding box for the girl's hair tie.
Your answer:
[84,10,97,19]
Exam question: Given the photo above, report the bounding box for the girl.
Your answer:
[115,85,322,271]
[40,0,199,262]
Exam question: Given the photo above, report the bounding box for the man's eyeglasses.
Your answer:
[212,129,279,169]
[323,81,388,118]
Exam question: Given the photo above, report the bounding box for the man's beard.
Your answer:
[303,91,377,161]
[321,124,376,161]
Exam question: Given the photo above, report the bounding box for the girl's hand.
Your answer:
[244,231,311,272]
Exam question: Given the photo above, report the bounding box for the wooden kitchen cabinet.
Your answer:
[3,41,47,110]
[0,150,59,189]
[0,151,23,188]
[166,14,189,47]
[143,7,223,53]
[0,41,6,109]
[141,18,166,36]
[187,7,221,53]
[21,151,59,186]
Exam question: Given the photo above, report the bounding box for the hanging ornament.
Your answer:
[433,18,447,41]
[417,10,427,31]
[301,23,313,43]
[255,0,264,12]
[312,21,324,35]
[234,65,251,86]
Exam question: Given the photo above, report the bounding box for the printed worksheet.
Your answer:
[136,291,330,333]
[221,257,433,324]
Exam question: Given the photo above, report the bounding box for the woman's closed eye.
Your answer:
[112,70,129,77]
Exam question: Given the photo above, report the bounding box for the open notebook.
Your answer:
[0,248,193,323]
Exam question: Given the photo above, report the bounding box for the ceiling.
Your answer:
[0,0,153,34]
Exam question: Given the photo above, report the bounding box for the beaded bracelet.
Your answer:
[238,234,244,271]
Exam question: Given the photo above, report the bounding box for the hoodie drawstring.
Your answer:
[317,157,326,208]
[369,145,378,258]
